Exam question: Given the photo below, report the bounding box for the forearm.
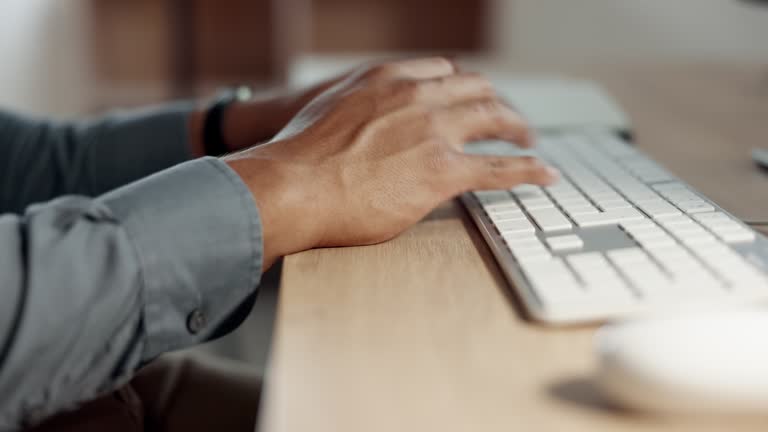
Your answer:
[0,104,195,213]
[0,158,263,429]
[0,77,339,215]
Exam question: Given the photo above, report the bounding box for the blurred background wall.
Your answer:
[0,0,91,115]
[493,0,768,63]
[0,0,766,115]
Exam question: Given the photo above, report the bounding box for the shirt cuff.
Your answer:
[99,157,263,360]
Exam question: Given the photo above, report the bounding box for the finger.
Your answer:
[412,72,495,107]
[436,99,534,148]
[497,96,537,147]
[444,56,463,73]
[369,57,456,81]
[458,154,560,191]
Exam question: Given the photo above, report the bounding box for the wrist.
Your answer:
[223,97,293,150]
[188,109,206,158]
[223,154,324,266]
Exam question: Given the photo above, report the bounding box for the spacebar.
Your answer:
[573,208,644,227]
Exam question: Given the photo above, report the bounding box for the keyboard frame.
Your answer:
[461,130,768,325]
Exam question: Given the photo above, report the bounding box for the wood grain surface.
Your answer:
[258,61,768,432]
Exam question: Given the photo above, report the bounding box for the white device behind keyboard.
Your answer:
[462,131,768,324]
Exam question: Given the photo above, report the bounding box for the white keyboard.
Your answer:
[462,130,768,324]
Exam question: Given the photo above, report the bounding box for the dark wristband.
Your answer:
[202,94,235,156]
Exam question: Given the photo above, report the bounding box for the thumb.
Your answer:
[458,154,560,192]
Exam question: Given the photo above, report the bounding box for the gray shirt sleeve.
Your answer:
[0,113,264,428]
[0,104,194,214]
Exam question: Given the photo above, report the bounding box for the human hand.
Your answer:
[227,73,349,149]
[189,73,348,156]
[223,58,559,268]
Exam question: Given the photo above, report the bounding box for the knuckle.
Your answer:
[471,98,503,114]
[517,156,541,172]
[486,157,509,171]
[424,144,452,173]
[393,79,423,102]
[483,159,513,185]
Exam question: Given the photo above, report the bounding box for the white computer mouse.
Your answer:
[594,307,768,417]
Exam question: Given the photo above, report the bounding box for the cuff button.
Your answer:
[186,309,207,334]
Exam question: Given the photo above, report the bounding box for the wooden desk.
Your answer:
[259,62,768,432]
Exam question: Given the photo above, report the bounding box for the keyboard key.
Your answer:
[666,223,707,236]
[573,208,644,227]
[624,225,667,238]
[652,182,686,192]
[696,251,766,290]
[591,191,623,202]
[619,263,672,298]
[511,185,545,199]
[607,247,649,265]
[488,210,526,223]
[664,222,704,234]
[474,190,512,205]
[656,214,696,227]
[507,236,552,262]
[568,257,635,301]
[520,197,555,210]
[521,257,569,276]
[501,232,538,246]
[676,200,715,214]
[521,259,584,303]
[563,207,600,217]
[647,245,695,266]
[501,233,542,247]
[717,230,756,244]
[692,212,731,223]
[689,217,755,243]
[527,208,573,232]
[670,273,726,295]
[495,219,535,234]
[620,219,658,231]
[514,249,553,263]
[484,202,520,213]
[557,196,592,207]
[546,184,580,198]
[665,261,717,284]
[566,251,606,266]
[635,234,677,249]
[545,234,584,251]
[678,232,719,246]
[597,199,633,210]
[701,220,744,232]
[636,200,682,218]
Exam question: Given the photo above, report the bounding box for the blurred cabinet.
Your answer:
[309,0,489,52]
[89,0,488,105]
[90,0,281,104]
